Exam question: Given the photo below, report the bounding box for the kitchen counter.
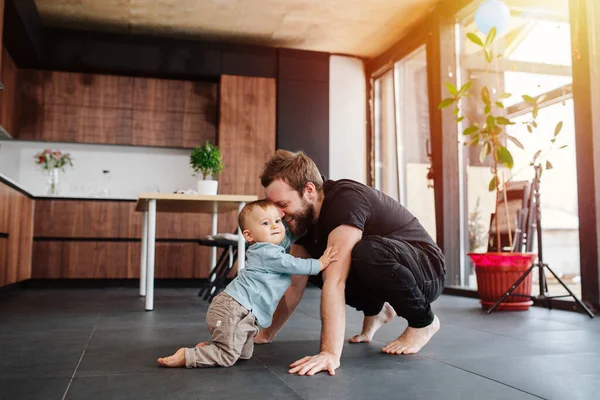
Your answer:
[0,173,34,198]
[0,174,136,201]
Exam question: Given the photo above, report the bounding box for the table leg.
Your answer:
[139,210,148,296]
[211,212,218,270]
[237,202,246,271]
[145,199,157,311]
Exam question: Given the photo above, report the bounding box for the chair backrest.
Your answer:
[488,180,533,252]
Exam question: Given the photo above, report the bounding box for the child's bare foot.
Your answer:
[157,348,186,367]
[196,342,209,348]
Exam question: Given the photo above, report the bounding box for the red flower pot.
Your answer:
[468,252,537,311]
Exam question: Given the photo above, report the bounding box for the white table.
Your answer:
[135,193,258,310]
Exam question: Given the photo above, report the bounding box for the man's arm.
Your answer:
[289,225,363,376]
[254,245,310,344]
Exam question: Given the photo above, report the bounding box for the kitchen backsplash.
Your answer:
[0,141,198,198]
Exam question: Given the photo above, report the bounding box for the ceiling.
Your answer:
[33,0,442,58]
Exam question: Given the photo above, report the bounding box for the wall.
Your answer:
[277,49,330,176]
[328,55,367,183]
[0,141,197,198]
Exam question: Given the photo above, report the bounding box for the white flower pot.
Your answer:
[196,179,218,195]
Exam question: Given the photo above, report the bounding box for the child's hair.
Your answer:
[238,199,277,231]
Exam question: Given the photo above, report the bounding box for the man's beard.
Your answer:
[287,200,315,237]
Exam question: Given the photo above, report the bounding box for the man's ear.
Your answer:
[242,229,253,243]
[304,182,316,201]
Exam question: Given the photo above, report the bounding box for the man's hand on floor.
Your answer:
[288,351,340,376]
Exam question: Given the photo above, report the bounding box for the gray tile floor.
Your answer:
[1,286,599,400]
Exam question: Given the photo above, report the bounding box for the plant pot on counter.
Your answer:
[196,179,218,195]
[468,252,537,311]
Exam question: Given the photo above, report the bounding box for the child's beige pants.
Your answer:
[185,292,259,368]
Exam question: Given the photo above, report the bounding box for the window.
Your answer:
[373,46,436,240]
[452,1,581,297]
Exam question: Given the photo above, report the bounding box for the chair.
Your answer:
[197,232,245,302]
[488,180,533,253]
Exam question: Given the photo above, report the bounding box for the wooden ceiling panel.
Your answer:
[34,0,441,58]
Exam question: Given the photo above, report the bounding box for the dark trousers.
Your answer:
[309,236,445,328]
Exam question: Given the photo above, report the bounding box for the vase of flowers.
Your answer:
[189,142,224,195]
[34,149,74,195]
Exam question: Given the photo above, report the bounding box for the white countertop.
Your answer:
[0,173,136,201]
[0,173,34,197]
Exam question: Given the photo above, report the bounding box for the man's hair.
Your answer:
[238,199,276,231]
[260,150,323,195]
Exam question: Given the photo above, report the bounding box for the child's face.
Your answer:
[242,206,286,245]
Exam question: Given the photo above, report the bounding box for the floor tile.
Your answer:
[65,369,302,400]
[0,377,70,400]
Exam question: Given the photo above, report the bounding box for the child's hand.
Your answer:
[319,246,339,271]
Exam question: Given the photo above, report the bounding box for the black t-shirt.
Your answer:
[296,179,440,259]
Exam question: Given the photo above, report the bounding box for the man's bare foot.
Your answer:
[349,303,396,343]
[157,348,186,367]
[382,315,440,355]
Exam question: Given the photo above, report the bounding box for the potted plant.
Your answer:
[439,27,566,310]
[190,141,224,195]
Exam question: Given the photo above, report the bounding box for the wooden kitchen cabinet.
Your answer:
[31,199,220,279]
[32,241,210,279]
[217,75,276,233]
[0,182,34,287]
[18,71,217,148]
[0,47,21,136]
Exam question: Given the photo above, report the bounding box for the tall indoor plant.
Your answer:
[190,141,224,195]
[439,26,566,310]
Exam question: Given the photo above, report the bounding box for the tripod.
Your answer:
[487,165,595,318]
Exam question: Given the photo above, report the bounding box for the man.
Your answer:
[255,150,445,376]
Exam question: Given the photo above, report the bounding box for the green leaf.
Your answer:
[559,145,568,149]
[481,86,491,105]
[457,116,465,122]
[458,81,472,96]
[480,141,492,163]
[527,125,533,133]
[498,93,512,99]
[486,115,496,129]
[484,48,493,63]
[496,116,515,125]
[484,104,491,115]
[506,135,524,149]
[522,95,536,104]
[533,105,539,119]
[453,107,460,115]
[467,133,480,146]
[532,121,538,128]
[488,176,499,192]
[532,150,542,163]
[463,126,479,136]
[554,121,563,137]
[496,146,514,169]
[546,160,553,170]
[445,82,458,96]
[439,97,455,109]
[467,32,484,47]
[496,101,504,109]
[485,27,497,46]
